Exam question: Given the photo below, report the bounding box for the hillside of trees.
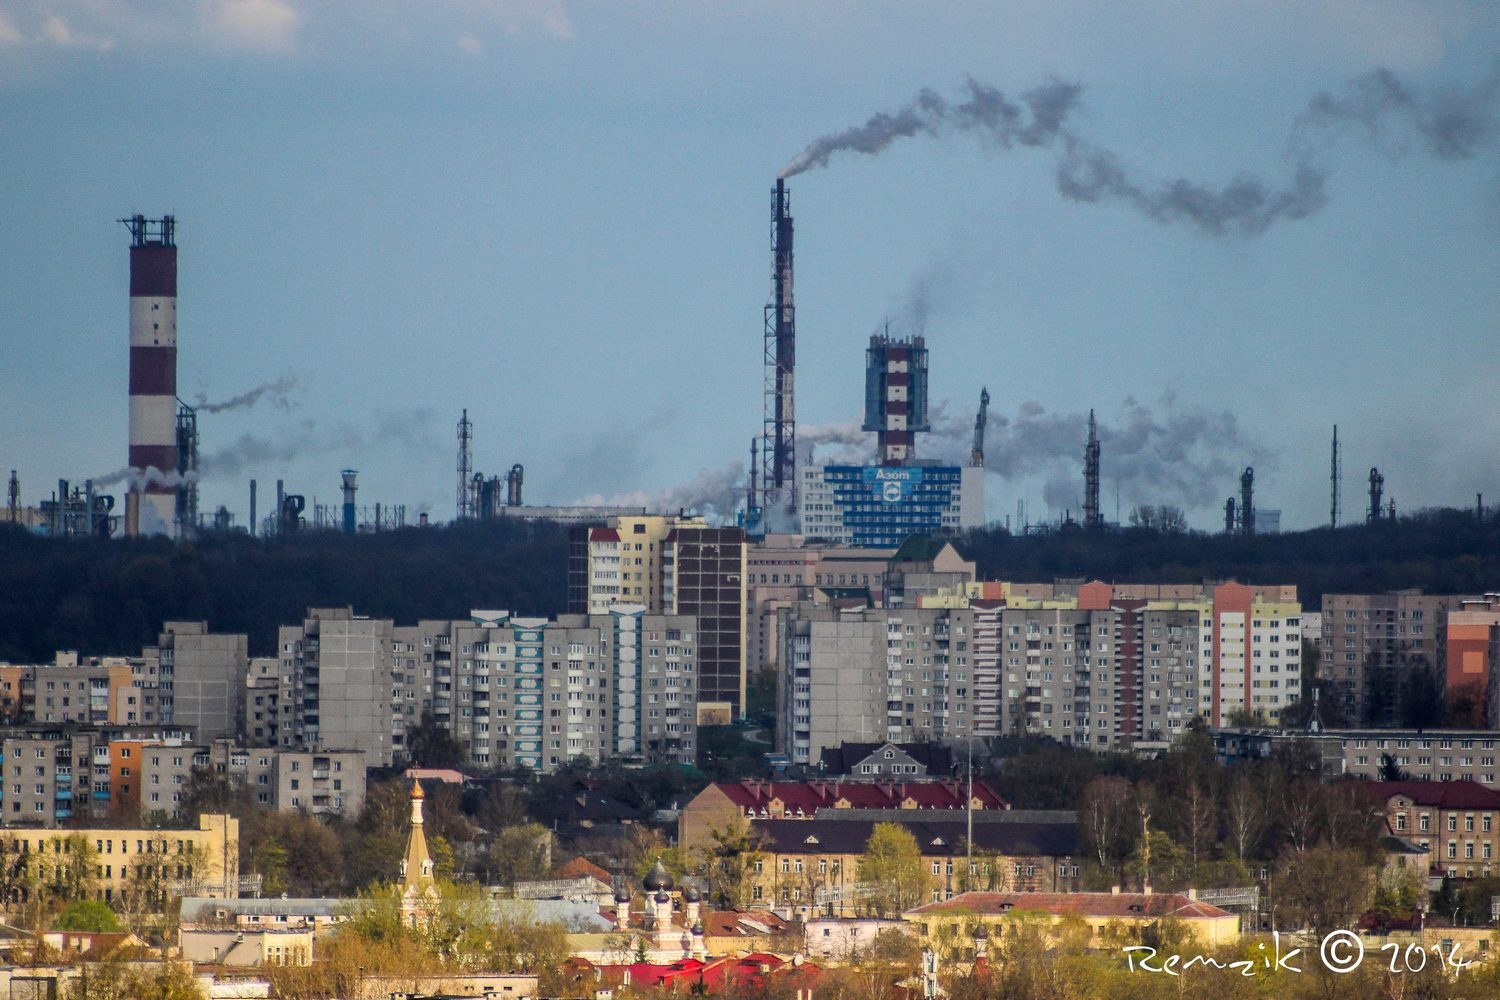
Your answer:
[960,506,1500,601]
[0,518,567,661]
[1,505,1495,664]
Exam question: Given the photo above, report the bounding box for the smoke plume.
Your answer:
[781,68,1498,236]
[194,374,298,414]
[573,462,746,522]
[922,392,1271,516]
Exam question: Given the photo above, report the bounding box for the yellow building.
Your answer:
[0,813,239,901]
[904,890,1240,957]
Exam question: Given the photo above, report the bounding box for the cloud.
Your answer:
[0,13,21,46]
[457,33,483,55]
[487,0,573,41]
[201,0,299,54]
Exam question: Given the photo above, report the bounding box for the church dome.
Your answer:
[643,860,674,892]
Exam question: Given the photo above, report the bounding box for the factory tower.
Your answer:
[758,179,797,518]
[123,215,179,538]
[863,330,930,465]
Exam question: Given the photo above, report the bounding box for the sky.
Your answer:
[2,1,1498,533]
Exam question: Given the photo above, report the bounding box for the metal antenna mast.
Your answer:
[1083,409,1102,528]
[1330,425,1340,528]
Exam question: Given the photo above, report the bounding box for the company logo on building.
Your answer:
[863,466,924,503]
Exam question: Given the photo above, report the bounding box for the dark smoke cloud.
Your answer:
[194,374,298,414]
[1294,67,1500,161]
[781,68,1499,236]
[780,79,1078,177]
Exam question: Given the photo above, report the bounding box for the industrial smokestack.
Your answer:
[1224,497,1236,535]
[6,470,16,524]
[1239,467,1255,537]
[506,464,524,507]
[1368,467,1385,522]
[341,469,358,535]
[122,214,179,538]
[456,409,473,521]
[249,479,257,537]
[1330,424,1341,529]
[760,178,797,515]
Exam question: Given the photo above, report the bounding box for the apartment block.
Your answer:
[141,622,247,740]
[1446,594,1500,727]
[1320,591,1470,727]
[569,515,747,720]
[744,534,894,678]
[277,608,396,767]
[777,580,1302,762]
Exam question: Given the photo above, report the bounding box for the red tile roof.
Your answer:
[589,528,621,542]
[584,953,820,991]
[552,856,613,882]
[1362,780,1500,811]
[719,779,1007,815]
[908,891,1233,921]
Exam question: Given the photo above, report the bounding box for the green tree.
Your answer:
[858,823,930,917]
[699,818,763,909]
[55,900,122,933]
[402,711,465,769]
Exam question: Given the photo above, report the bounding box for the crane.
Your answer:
[970,387,989,468]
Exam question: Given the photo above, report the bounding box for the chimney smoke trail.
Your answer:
[781,68,1498,236]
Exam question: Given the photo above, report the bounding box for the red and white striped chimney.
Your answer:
[123,215,179,537]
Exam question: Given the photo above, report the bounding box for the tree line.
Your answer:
[0,518,567,662]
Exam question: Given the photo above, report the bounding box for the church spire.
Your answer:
[400,778,436,922]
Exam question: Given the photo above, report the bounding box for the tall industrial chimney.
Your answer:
[1239,467,1255,537]
[1329,425,1341,529]
[1368,468,1384,522]
[1083,409,1102,529]
[759,178,797,519]
[457,409,473,521]
[122,215,179,537]
[249,479,257,537]
[341,470,358,535]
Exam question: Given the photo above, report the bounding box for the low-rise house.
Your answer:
[817,742,955,780]
[1362,780,1500,878]
[680,778,1007,852]
[904,890,1240,957]
[179,927,314,967]
[803,918,910,961]
[179,897,346,937]
[747,810,1080,917]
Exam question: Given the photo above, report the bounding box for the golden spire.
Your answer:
[400,778,435,917]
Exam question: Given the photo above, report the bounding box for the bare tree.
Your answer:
[1324,781,1381,852]
[1224,773,1267,860]
[1282,778,1322,852]
[1080,776,1134,879]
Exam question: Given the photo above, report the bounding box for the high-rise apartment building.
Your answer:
[277,608,395,766]
[777,580,1302,763]
[276,607,700,773]
[1320,591,1470,726]
[569,515,747,721]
